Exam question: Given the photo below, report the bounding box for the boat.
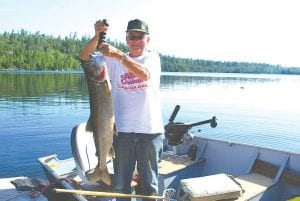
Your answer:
[0,176,48,201]
[38,105,300,201]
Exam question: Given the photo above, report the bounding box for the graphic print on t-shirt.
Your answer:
[118,72,148,91]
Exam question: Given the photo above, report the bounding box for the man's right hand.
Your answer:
[94,19,108,38]
[79,19,108,61]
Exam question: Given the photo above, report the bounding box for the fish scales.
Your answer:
[81,55,115,186]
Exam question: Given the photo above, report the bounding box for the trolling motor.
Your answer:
[164,105,217,146]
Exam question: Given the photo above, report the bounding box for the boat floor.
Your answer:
[45,152,192,201]
[0,176,48,201]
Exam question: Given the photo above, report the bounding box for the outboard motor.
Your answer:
[164,105,217,146]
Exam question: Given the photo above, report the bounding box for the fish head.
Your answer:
[83,54,108,82]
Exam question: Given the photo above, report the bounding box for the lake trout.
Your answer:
[80,52,115,186]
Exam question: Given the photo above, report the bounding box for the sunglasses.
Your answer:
[126,35,145,41]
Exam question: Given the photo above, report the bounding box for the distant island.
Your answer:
[1,29,300,74]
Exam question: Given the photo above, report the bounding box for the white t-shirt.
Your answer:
[104,51,164,134]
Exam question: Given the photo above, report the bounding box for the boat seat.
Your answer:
[70,122,113,183]
[234,173,275,201]
[177,156,285,201]
[177,173,275,201]
[177,173,244,201]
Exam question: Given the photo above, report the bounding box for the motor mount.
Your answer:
[164,105,217,146]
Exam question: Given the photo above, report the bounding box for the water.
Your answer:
[1,71,300,179]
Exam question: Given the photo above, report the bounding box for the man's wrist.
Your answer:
[119,53,127,64]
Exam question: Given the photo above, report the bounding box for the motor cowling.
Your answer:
[164,105,217,146]
[164,122,192,146]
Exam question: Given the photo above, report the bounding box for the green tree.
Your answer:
[1,30,300,74]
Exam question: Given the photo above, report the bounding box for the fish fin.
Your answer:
[108,146,115,159]
[86,116,93,132]
[104,80,112,95]
[100,167,112,186]
[113,124,118,136]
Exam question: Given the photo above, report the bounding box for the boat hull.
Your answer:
[38,136,300,201]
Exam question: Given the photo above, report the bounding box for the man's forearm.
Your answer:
[120,56,150,81]
[79,36,98,61]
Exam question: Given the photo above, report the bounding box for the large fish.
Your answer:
[81,53,115,186]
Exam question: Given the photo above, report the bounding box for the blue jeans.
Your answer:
[112,132,163,201]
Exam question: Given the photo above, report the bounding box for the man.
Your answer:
[79,19,164,201]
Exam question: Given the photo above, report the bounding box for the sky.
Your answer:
[1,0,300,67]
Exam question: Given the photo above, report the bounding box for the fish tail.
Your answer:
[86,166,100,183]
[100,167,111,186]
[86,165,111,186]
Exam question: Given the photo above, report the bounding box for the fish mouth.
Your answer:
[84,64,107,82]
[94,66,106,82]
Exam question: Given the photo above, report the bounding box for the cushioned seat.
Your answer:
[178,173,243,201]
[177,173,275,201]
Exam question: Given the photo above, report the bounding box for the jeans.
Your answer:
[112,132,163,201]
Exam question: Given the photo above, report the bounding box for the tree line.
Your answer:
[1,30,300,74]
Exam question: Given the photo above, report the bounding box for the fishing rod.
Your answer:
[54,188,176,201]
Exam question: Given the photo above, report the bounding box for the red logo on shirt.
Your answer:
[118,72,147,91]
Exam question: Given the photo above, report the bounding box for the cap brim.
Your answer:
[126,29,149,34]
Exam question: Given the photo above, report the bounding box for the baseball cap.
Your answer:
[126,19,149,34]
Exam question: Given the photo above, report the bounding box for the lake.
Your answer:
[1,71,300,179]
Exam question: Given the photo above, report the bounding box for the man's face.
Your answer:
[126,31,150,57]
